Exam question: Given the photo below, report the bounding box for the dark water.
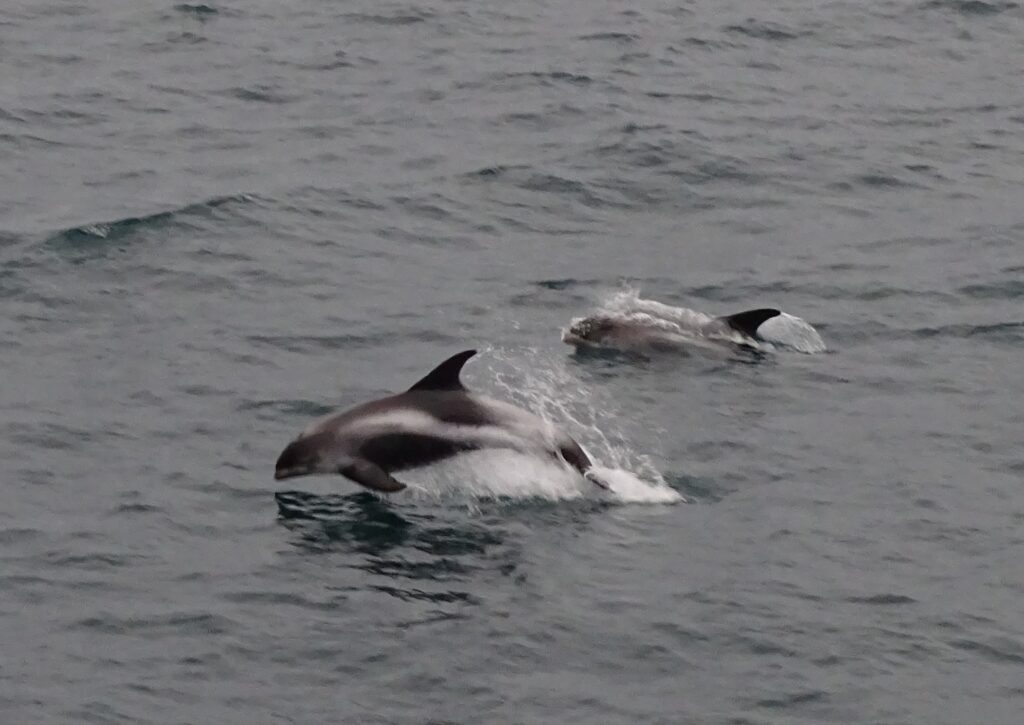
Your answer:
[3,1,1024,722]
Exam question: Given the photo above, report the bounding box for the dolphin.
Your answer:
[274,350,607,493]
[563,308,784,353]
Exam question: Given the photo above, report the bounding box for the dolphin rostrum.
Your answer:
[274,350,607,493]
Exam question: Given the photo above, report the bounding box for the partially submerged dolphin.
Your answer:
[563,296,826,355]
[564,308,782,352]
[274,350,607,493]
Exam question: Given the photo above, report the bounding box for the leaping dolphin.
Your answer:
[274,350,607,493]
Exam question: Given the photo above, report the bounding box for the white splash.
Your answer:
[605,288,715,330]
[586,465,683,504]
[475,347,684,505]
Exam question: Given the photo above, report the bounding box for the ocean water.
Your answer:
[2,1,1023,723]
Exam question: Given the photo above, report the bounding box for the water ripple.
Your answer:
[4,1,1024,722]
[41,194,255,253]
[74,611,236,636]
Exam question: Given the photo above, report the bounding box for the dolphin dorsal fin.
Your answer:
[407,349,477,392]
[718,308,781,337]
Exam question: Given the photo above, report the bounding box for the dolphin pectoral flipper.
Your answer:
[340,459,407,493]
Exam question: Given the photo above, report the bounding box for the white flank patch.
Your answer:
[401,450,684,504]
[347,405,550,453]
[346,408,441,436]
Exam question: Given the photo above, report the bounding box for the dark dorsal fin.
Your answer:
[718,308,781,338]
[407,349,477,392]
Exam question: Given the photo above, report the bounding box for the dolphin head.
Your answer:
[562,315,617,347]
[274,430,343,480]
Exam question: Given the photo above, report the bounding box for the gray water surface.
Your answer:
[2,1,1023,723]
